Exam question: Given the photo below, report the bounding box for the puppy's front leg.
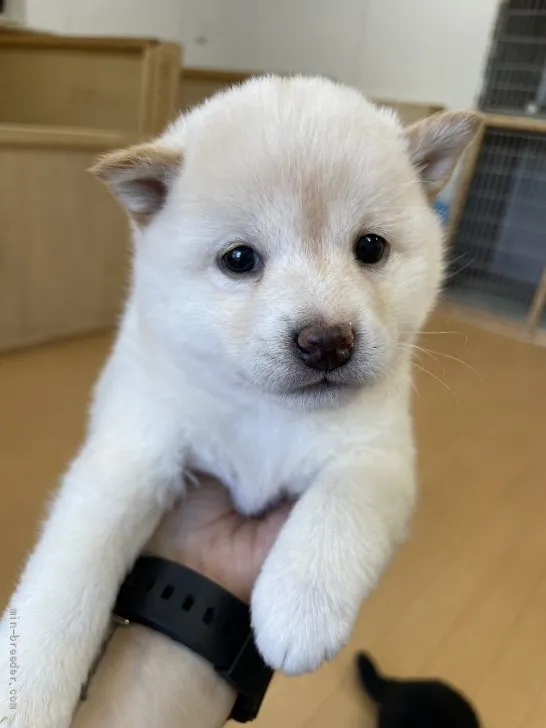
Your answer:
[251,450,416,675]
[0,395,183,727]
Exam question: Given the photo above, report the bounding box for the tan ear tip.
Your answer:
[88,162,103,178]
[89,144,183,179]
[88,144,146,178]
[88,153,114,178]
[464,110,483,131]
[450,109,483,135]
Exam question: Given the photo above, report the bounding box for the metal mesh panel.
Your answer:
[480,0,546,115]
[448,127,546,327]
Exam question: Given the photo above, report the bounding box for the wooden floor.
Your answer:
[1,311,545,728]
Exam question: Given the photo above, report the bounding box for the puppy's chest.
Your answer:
[187,407,327,515]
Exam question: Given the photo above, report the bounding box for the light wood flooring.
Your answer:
[1,311,545,728]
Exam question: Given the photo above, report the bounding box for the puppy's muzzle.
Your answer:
[295,323,354,372]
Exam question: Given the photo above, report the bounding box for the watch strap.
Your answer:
[113,555,273,722]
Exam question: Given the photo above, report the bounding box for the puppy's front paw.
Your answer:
[0,613,87,728]
[251,560,357,675]
[0,660,75,728]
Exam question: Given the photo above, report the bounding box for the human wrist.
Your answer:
[112,554,274,723]
[146,524,252,603]
[73,621,235,728]
[72,535,242,728]
[171,552,251,603]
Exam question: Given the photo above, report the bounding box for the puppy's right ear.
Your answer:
[90,142,183,225]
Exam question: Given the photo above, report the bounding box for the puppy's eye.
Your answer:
[354,234,389,265]
[221,245,261,274]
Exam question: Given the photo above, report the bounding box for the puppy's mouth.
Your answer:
[289,376,353,396]
[300,377,347,391]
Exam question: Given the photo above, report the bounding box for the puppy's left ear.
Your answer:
[90,142,183,225]
[405,111,482,198]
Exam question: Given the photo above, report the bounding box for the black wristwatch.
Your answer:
[113,555,273,722]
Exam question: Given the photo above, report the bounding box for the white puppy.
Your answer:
[0,76,479,727]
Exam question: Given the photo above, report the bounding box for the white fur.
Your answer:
[0,76,478,727]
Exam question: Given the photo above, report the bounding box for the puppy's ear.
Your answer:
[405,111,482,198]
[90,142,183,225]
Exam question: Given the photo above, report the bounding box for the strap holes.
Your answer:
[182,595,194,611]
[161,585,174,600]
[203,608,215,625]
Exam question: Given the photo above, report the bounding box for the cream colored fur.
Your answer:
[0,76,480,727]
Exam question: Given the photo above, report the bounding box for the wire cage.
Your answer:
[479,0,546,116]
[447,122,546,335]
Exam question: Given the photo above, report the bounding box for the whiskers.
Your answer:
[412,361,455,396]
[397,331,480,399]
[444,251,476,281]
[403,342,476,373]
[405,328,469,345]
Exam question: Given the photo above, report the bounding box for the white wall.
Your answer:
[358,0,500,109]
[68,0,184,42]
[179,0,502,108]
[178,0,254,70]
[225,0,367,86]
[22,0,184,40]
[24,0,70,32]
[23,0,367,86]
[69,0,368,85]
[23,0,499,109]
[3,0,25,23]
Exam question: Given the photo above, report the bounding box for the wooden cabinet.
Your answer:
[0,34,181,136]
[0,127,132,351]
[0,34,182,351]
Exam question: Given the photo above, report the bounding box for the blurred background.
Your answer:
[0,2,545,727]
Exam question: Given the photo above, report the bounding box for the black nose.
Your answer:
[295,323,354,371]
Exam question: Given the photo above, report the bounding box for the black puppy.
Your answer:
[356,652,481,728]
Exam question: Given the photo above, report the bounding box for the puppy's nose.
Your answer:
[296,323,354,371]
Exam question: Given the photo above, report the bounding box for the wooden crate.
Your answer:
[0,125,135,351]
[0,34,181,136]
[447,114,546,246]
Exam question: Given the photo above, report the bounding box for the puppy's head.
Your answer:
[93,77,480,407]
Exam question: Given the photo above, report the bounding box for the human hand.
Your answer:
[147,475,293,602]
